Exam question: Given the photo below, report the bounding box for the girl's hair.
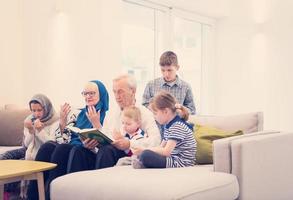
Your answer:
[150,91,189,121]
[122,106,142,123]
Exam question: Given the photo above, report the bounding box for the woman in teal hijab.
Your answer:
[70,80,109,145]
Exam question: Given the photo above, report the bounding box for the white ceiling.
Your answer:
[151,0,230,18]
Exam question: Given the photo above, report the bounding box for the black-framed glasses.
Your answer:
[81,91,96,97]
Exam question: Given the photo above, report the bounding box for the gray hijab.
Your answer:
[29,94,58,124]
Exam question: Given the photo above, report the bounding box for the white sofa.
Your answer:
[50,112,293,200]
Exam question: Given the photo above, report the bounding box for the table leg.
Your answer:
[36,172,45,200]
[0,184,3,200]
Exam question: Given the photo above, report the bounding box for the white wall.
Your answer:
[2,0,293,131]
[0,0,24,105]
[22,0,122,109]
[1,0,122,109]
[215,0,293,131]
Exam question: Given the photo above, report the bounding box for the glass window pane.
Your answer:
[122,3,155,104]
[173,17,202,112]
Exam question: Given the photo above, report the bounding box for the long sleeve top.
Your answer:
[23,120,59,160]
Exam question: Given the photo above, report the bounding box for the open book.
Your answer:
[66,126,113,146]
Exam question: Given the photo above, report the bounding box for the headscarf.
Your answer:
[75,80,109,129]
[28,94,58,125]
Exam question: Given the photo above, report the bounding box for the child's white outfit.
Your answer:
[116,128,148,166]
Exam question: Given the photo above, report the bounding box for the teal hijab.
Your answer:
[75,80,109,129]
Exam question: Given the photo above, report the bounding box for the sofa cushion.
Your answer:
[0,146,22,155]
[51,166,239,200]
[0,108,30,146]
[189,112,263,134]
[195,124,243,164]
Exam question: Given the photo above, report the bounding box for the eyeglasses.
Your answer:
[81,91,96,97]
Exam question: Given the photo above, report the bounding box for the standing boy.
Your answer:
[142,51,196,114]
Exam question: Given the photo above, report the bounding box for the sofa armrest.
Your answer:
[213,131,280,173]
[230,132,293,200]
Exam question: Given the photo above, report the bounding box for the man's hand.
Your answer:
[83,138,99,150]
[112,129,123,140]
[131,147,145,155]
[86,106,101,129]
[112,138,130,150]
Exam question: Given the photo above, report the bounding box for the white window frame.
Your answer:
[122,0,216,114]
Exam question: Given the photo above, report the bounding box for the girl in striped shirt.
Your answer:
[132,91,196,168]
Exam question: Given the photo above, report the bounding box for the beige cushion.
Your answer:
[0,108,30,146]
[189,112,263,134]
[0,146,22,154]
[194,124,243,164]
[51,166,239,200]
[4,104,24,110]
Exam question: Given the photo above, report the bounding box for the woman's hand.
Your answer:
[82,138,99,150]
[86,106,101,129]
[24,119,34,134]
[33,119,44,132]
[60,103,71,131]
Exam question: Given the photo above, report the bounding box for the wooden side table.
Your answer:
[0,160,57,200]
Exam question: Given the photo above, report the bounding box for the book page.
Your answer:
[66,126,97,133]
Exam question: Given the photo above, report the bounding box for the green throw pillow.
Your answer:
[194,124,243,164]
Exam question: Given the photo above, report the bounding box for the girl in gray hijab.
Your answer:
[23,94,59,160]
[0,94,59,198]
[0,94,59,160]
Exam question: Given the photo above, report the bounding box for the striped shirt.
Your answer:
[142,76,196,114]
[164,115,196,168]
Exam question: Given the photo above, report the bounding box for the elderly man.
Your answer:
[70,74,161,170]
[95,75,161,168]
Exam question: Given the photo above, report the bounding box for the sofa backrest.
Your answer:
[188,112,263,134]
[0,105,30,146]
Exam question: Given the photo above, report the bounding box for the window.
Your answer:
[173,17,202,112]
[122,2,167,103]
[122,0,214,113]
